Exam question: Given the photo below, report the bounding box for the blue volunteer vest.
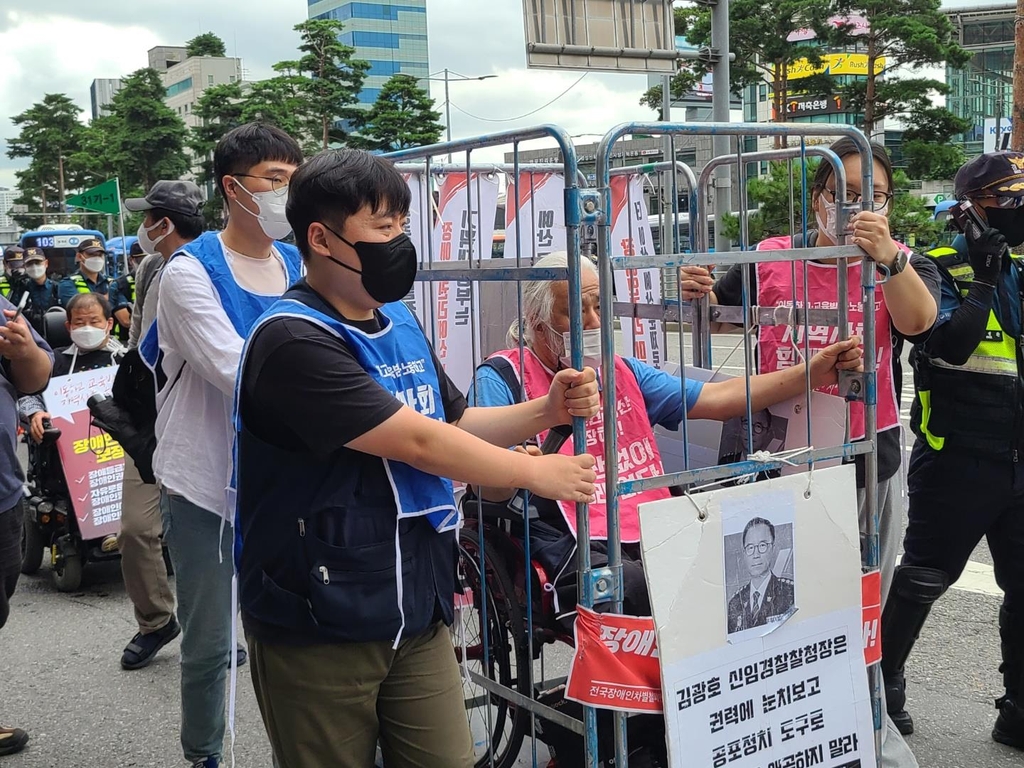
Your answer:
[233,297,459,646]
[139,232,303,375]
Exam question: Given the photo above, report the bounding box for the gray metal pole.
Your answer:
[694,0,732,370]
[444,68,453,164]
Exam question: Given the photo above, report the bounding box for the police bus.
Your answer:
[19,226,107,279]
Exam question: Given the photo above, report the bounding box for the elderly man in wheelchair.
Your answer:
[461,251,862,766]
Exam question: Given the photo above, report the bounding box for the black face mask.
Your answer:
[986,206,1024,248]
[319,223,418,304]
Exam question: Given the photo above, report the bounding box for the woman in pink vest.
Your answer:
[680,138,941,616]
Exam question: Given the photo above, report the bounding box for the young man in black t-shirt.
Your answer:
[234,149,601,768]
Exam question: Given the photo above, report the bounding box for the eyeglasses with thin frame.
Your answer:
[823,187,893,212]
[974,195,1024,209]
[744,541,772,556]
[233,173,289,197]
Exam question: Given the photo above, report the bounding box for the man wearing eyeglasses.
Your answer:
[727,517,794,633]
[882,151,1024,748]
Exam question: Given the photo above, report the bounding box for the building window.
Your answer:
[230,75,236,83]
[166,77,193,98]
[185,103,190,113]
[208,75,214,86]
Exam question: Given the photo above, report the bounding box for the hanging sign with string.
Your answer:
[41,369,125,540]
[638,465,875,768]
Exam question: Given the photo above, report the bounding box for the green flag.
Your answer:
[67,178,120,215]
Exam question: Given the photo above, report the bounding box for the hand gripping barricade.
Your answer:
[383,121,883,768]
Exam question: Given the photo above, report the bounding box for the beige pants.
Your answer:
[249,622,475,768]
[118,459,175,633]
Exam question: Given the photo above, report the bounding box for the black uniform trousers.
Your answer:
[903,443,1024,615]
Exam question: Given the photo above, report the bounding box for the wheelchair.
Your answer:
[453,440,668,768]
[19,308,121,591]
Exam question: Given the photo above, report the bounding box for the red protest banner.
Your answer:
[565,606,663,713]
[861,570,882,666]
[53,413,125,540]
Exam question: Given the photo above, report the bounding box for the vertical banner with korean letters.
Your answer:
[430,172,500,390]
[41,369,125,540]
[610,174,663,368]
[503,172,566,263]
[639,465,876,768]
[401,171,432,325]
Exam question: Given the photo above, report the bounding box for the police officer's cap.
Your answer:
[3,245,23,262]
[129,241,145,257]
[77,238,104,254]
[124,180,204,218]
[23,247,45,263]
[954,151,1024,199]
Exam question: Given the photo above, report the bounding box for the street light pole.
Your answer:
[1013,0,1024,150]
[444,68,452,162]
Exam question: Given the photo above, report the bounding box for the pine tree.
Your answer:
[351,75,444,151]
[292,19,370,149]
[186,32,227,58]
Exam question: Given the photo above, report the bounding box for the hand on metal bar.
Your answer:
[807,335,863,390]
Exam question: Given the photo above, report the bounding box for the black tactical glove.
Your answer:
[966,226,1006,285]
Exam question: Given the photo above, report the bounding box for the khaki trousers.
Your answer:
[118,459,175,633]
[248,621,475,768]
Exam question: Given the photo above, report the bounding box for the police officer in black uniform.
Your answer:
[112,241,143,343]
[882,151,1024,748]
[0,247,27,300]
[10,248,58,335]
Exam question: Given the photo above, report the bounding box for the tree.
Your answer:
[720,159,821,243]
[292,19,370,149]
[641,2,837,144]
[351,75,443,151]
[186,32,227,58]
[839,0,971,138]
[901,105,972,181]
[888,170,943,248]
[189,83,245,224]
[77,68,189,192]
[241,62,318,153]
[7,93,86,219]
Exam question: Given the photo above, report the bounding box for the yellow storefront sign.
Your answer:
[786,53,886,80]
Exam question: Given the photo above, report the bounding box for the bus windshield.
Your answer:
[18,229,107,278]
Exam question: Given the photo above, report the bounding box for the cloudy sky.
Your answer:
[0,0,664,191]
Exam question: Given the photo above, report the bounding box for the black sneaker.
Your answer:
[993,696,1024,749]
[121,616,182,670]
[0,726,29,756]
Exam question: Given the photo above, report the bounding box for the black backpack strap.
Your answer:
[480,356,524,405]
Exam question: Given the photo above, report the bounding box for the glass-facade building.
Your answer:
[945,4,1014,158]
[308,0,430,105]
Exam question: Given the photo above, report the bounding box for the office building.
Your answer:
[147,47,243,129]
[308,0,430,105]
[90,78,123,120]
[945,4,1015,157]
[0,188,19,246]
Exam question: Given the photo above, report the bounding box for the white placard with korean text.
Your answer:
[639,465,875,768]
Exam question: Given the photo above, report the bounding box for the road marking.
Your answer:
[950,560,1000,597]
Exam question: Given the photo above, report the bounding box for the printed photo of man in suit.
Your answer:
[727,516,795,634]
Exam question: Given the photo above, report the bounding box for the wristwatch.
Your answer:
[887,250,908,276]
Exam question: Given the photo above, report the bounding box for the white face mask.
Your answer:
[25,264,45,280]
[70,325,108,352]
[815,195,840,242]
[559,327,603,370]
[233,178,292,240]
[138,218,175,254]
[83,256,106,274]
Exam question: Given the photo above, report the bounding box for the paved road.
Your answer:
[0,333,1017,767]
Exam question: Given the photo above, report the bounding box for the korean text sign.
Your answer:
[42,370,124,539]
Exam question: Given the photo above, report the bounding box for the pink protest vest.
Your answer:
[755,236,900,439]
[488,348,671,543]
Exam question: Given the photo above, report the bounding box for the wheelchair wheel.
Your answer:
[454,526,530,768]
[20,506,45,576]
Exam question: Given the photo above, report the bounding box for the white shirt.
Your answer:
[153,241,287,519]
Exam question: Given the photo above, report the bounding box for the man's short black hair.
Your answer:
[66,291,111,321]
[213,122,304,198]
[287,149,411,261]
[742,517,776,547]
[148,206,205,241]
